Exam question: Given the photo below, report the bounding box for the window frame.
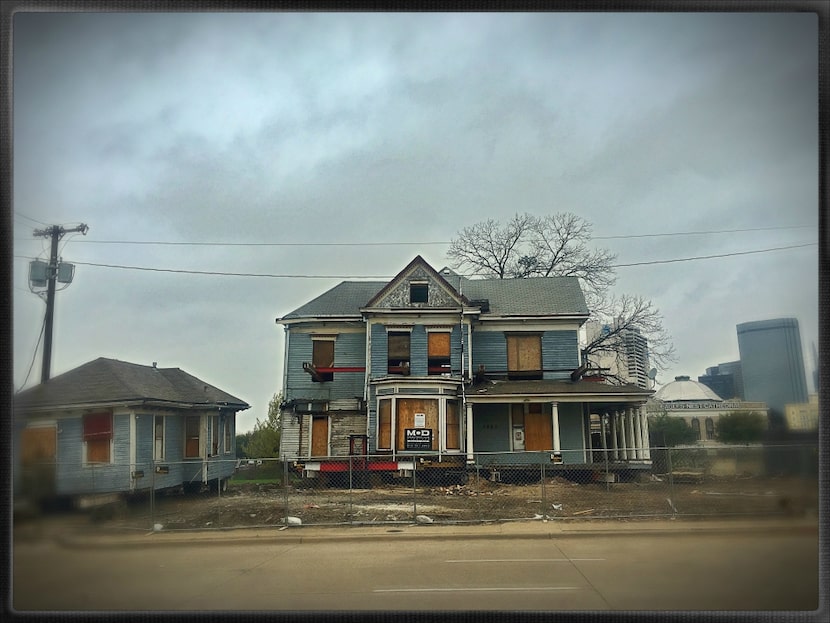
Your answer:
[210,415,220,456]
[311,336,336,382]
[223,416,233,454]
[427,329,452,375]
[153,415,165,461]
[83,412,113,465]
[409,281,429,304]
[691,418,701,441]
[705,417,715,440]
[184,415,202,459]
[505,333,543,380]
[387,329,412,375]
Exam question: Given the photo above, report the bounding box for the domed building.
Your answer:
[647,375,768,444]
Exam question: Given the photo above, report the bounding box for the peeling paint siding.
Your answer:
[56,414,131,495]
[472,331,507,371]
[329,413,368,456]
[285,331,366,401]
[542,330,579,379]
[280,413,301,460]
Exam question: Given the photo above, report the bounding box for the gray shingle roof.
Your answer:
[14,357,250,411]
[278,259,589,321]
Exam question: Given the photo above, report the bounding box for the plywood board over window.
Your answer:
[396,398,439,450]
[445,401,460,450]
[428,332,451,375]
[378,400,392,450]
[506,334,542,379]
[312,339,335,382]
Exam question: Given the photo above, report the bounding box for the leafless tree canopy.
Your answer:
[448,213,675,380]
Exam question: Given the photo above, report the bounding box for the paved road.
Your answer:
[12,528,819,612]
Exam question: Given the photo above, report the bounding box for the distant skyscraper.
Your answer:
[585,322,650,389]
[736,318,808,425]
[699,361,744,400]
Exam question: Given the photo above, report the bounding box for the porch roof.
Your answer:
[466,379,652,405]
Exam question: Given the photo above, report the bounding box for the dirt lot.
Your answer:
[64,471,819,532]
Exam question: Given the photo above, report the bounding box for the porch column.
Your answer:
[617,410,627,461]
[634,406,644,460]
[465,402,474,462]
[641,408,651,460]
[610,411,619,461]
[551,402,561,457]
[626,408,637,460]
[599,413,608,463]
[584,407,593,464]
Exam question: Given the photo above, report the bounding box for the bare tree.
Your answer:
[582,294,676,380]
[448,214,675,382]
[446,213,535,279]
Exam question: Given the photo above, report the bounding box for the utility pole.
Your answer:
[32,223,88,382]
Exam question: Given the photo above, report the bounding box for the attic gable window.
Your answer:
[409,282,428,304]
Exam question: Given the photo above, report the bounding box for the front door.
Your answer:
[311,416,329,457]
[20,426,57,499]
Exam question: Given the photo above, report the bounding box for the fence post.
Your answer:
[666,446,676,518]
[412,456,418,522]
[540,457,546,519]
[283,459,289,523]
[475,455,481,523]
[151,462,156,530]
[348,456,353,525]
[604,446,610,493]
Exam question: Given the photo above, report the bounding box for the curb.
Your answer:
[48,518,819,550]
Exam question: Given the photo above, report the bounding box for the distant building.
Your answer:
[585,321,650,389]
[647,375,768,444]
[784,394,819,433]
[736,318,808,426]
[698,361,743,400]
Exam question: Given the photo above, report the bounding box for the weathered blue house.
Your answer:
[277,256,652,480]
[14,358,249,503]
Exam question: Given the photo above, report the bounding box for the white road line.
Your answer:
[444,559,606,563]
[374,587,584,593]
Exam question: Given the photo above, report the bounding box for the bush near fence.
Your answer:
[14,444,819,531]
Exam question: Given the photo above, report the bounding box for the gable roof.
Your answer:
[278,257,589,322]
[364,255,467,308]
[14,357,250,412]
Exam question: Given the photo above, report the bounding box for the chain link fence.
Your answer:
[14,444,819,531]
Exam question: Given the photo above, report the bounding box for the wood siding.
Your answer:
[285,331,366,401]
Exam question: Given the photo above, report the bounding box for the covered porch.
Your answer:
[464,379,653,471]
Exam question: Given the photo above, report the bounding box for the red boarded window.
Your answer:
[83,412,112,441]
[84,412,112,463]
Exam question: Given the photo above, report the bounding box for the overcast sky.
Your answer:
[12,11,819,432]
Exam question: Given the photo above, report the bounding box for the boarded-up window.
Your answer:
[83,412,112,463]
[185,416,201,458]
[388,331,411,374]
[378,400,392,450]
[506,334,542,380]
[312,339,335,382]
[428,331,451,375]
[525,404,552,451]
[396,398,439,451]
[154,415,165,460]
[445,401,460,450]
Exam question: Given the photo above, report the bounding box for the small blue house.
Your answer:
[14,357,249,503]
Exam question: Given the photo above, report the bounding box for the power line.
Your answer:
[612,243,817,268]
[12,242,817,280]
[16,223,812,248]
[14,211,50,227]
